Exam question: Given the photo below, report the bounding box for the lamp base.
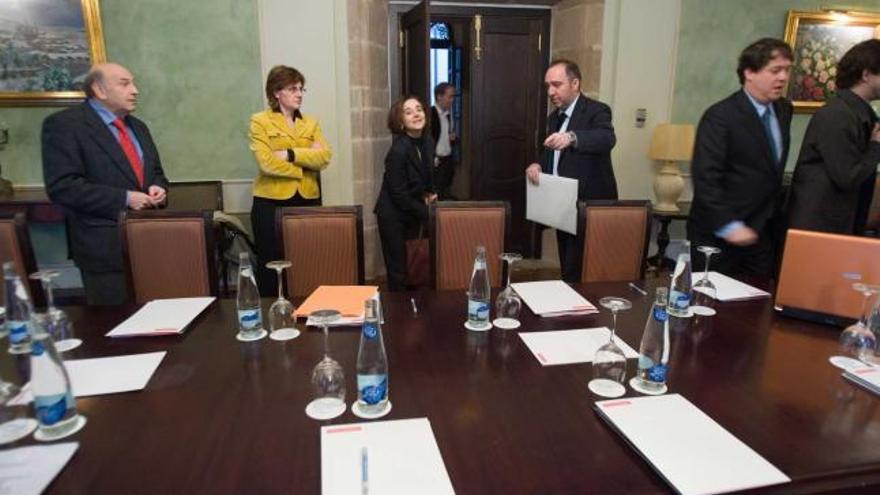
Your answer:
[653,161,684,213]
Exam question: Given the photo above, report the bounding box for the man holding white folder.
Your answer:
[526,59,618,282]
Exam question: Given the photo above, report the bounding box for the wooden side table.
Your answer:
[647,201,691,271]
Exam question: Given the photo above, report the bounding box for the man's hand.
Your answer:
[871,123,880,143]
[449,132,458,143]
[723,225,758,246]
[543,131,574,151]
[423,192,438,204]
[526,163,542,185]
[148,185,167,206]
[127,191,154,210]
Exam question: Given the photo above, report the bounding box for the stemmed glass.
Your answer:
[266,260,299,341]
[0,377,37,445]
[29,270,81,352]
[692,246,721,316]
[493,253,523,330]
[305,309,346,420]
[839,282,880,361]
[589,297,632,398]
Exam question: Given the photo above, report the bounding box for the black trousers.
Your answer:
[251,195,320,297]
[434,155,455,200]
[376,211,420,292]
[557,229,583,283]
[687,227,775,279]
[81,270,128,306]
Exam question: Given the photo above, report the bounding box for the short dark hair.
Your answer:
[549,58,582,82]
[736,38,793,84]
[387,94,425,135]
[83,67,104,98]
[434,82,455,99]
[265,65,305,112]
[835,39,880,90]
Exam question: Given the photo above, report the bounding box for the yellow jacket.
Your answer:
[249,109,332,200]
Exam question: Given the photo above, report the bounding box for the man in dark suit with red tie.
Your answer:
[526,59,618,282]
[687,39,794,278]
[42,63,169,305]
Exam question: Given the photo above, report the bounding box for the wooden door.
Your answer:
[400,0,431,105]
[469,15,548,256]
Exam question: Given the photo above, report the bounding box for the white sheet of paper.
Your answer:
[321,418,455,495]
[0,443,78,495]
[10,352,166,405]
[844,366,880,395]
[106,297,215,337]
[595,394,790,495]
[511,280,598,316]
[690,272,770,301]
[526,173,578,235]
[518,328,638,366]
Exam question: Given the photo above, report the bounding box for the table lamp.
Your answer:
[648,123,694,213]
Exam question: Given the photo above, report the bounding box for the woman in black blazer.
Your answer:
[374,95,437,291]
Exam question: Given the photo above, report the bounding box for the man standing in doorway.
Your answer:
[431,82,458,200]
[788,38,880,236]
[526,59,617,282]
[687,38,793,278]
[42,63,169,305]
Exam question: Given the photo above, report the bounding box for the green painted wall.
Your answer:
[0,0,263,185]
[673,0,880,172]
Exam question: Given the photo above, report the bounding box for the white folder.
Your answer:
[526,173,578,235]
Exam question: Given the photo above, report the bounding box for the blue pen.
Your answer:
[361,446,369,495]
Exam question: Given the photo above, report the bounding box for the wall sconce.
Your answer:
[648,123,694,213]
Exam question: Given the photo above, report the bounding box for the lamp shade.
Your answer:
[648,123,695,161]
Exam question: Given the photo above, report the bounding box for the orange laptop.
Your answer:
[775,229,880,327]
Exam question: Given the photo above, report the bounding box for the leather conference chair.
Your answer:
[0,212,46,307]
[429,201,509,290]
[119,210,218,304]
[276,206,365,298]
[578,200,652,283]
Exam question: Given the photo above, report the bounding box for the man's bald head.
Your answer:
[84,63,139,116]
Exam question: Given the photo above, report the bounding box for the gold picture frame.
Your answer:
[0,0,107,107]
[784,10,880,113]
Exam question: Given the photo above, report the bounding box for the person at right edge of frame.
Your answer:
[525,59,618,283]
[687,38,794,278]
[787,38,880,236]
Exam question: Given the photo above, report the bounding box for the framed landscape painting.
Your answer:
[0,0,106,106]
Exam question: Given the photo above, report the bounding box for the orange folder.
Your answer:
[295,285,379,318]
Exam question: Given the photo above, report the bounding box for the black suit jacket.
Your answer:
[688,90,793,237]
[42,102,168,272]
[787,89,880,234]
[540,94,618,201]
[374,134,435,224]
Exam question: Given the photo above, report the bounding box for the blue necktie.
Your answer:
[761,108,779,167]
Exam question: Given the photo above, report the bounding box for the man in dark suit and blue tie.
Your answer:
[526,59,617,282]
[687,39,794,278]
[42,63,169,305]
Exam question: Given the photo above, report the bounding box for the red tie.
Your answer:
[112,118,144,188]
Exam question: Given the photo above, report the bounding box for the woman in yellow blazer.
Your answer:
[249,65,332,296]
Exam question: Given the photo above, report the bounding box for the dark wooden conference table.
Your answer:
[3,279,880,494]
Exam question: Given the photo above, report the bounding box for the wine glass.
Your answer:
[839,283,880,361]
[29,270,81,352]
[692,246,720,316]
[0,376,37,445]
[305,309,346,420]
[266,260,299,341]
[493,253,523,330]
[589,297,632,398]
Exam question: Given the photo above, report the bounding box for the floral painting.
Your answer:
[784,10,880,112]
[0,0,105,106]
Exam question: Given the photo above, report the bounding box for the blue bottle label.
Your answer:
[468,300,489,322]
[31,340,45,356]
[647,363,668,383]
[357,374,388,405]
[9,320,28,344]
[652,307,668,322]
[35,392,73,426]
[363,322,379,340]
[669,290,690,310]
[238,309,261,330]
